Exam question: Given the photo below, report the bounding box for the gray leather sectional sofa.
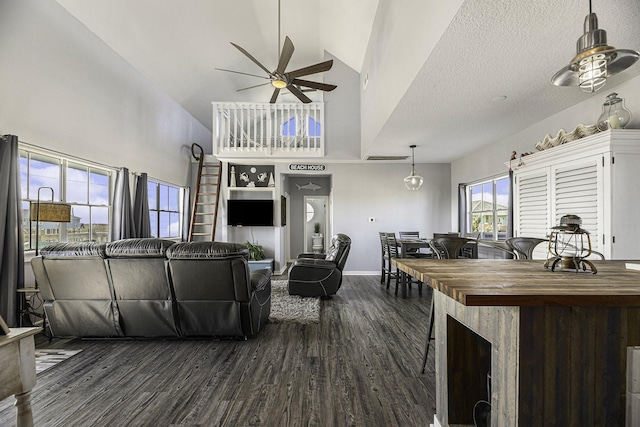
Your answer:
[30,238,271,339]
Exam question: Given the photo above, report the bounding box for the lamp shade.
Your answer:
[30,202,72,222]
[551,12,639,92]
[404,173,424,191]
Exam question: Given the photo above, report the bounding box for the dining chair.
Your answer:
[379,232,389,284]
[382,233,400,291]
[421,236,470,373]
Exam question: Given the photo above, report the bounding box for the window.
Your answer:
[20,147,113,251]
[282,116,322,137]
[148,180,182,239]
[467,176,510,240]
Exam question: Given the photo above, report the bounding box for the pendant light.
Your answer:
[551,0,639,93]
[404,145,424,191]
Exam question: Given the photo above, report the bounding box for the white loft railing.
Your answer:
[212,102,325,158]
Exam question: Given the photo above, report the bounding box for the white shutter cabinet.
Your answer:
[511,129,640,260]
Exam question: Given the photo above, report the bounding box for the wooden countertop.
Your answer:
[392,259,640,306]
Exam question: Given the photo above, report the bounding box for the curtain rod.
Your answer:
[461,170,510,187]
[19,140,185,188]
[18,140,117,171]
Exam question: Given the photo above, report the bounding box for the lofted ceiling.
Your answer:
[55,0,640,163]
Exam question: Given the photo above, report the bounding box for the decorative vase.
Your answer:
[597,93,632,131]
[230,166,237,187]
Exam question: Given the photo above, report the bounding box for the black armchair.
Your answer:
[288,234,351,297]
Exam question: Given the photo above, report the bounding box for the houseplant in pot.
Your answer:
[245,241,265,261]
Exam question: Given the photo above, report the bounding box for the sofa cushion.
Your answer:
[40,242,107,259]
[106,238,176,258]
[167,241,249,260]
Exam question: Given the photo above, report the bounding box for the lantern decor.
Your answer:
[544,214,597,274]
[596,92,632,131]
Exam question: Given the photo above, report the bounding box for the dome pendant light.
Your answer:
[404,145,424,191]
[551,0,639,93]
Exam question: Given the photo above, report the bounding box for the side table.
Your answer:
[0,327,40,427]
[17,288,50,340]
[248,258,274,272]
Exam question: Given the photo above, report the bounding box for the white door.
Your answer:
[303,196,329,253]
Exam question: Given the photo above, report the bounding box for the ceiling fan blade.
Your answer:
[215,68,271,80]
[288,85,312,103]
[237,82,272,92]
[270,88,281,103]
[276,36,294,75]
[230,42,272,76]
[291,79,337,92]
[287,59,333,79]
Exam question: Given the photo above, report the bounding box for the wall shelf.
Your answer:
[227,187,275,199]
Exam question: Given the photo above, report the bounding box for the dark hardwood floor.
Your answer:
[1,275,436,426]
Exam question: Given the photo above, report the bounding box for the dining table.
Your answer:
[396,238,432,258]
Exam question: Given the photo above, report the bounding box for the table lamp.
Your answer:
[29,187,71,255]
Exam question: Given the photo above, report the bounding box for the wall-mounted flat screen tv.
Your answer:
[227,199,274,226]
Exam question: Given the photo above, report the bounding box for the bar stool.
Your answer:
[506,237,548,259]
[421,236,470,373]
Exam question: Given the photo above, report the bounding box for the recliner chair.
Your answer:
[288,233,351,297]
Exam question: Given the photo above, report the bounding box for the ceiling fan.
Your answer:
[216,1,337,103]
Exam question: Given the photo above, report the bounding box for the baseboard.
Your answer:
[343,271,378,276]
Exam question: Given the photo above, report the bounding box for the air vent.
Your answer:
[366,155,409,161]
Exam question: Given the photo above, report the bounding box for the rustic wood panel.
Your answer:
[435,292,520,426]
[518,306,640,426]
[0,276,437,427]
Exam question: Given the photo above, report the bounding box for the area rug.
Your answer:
[269,280,320,324]
[35,349,82,373]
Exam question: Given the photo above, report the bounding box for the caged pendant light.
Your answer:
[551,0,639,93]
[404,145,424,191]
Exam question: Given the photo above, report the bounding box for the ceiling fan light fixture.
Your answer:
[272,78,287,89]
[404,145,424,191]
[551,4,639,93]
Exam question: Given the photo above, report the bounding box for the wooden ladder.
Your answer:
[188,144,222,242]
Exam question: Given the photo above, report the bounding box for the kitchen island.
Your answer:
[393,259,640,426]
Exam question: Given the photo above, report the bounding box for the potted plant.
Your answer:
[314,222,321,234]
[245,241,265,261]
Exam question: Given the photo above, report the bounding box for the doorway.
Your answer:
[304,196,329,253]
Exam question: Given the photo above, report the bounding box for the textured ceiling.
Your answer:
[55,0,640,163]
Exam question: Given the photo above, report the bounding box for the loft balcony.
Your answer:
[212,102,325,158]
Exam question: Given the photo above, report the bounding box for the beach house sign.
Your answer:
[288,164,326,171]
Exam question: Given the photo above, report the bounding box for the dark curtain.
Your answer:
[110,167,135,241]
[0,135,25,327]
[133,173,151,238]
[457,183,467,236]
[507,170,514,238]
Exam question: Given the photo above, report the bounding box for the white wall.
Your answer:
[326,162,450,274]
[323,53,361,160]
[0,0,212,187]
[359,0,462,154]
[451,75,640,226]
